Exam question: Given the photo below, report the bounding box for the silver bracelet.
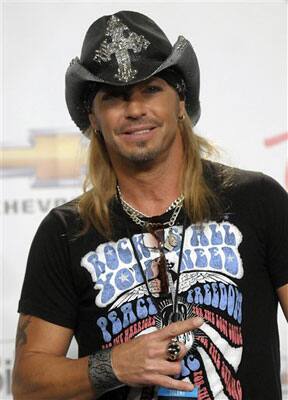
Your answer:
[88,349,124,398]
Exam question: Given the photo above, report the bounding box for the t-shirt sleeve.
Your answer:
[18,211,78,329]
[262,174,288,289]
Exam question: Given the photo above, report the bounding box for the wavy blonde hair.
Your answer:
[77,110,219,238]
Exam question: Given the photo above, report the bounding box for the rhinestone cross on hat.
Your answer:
[94,15,151,83]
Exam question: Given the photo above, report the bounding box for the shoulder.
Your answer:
[50,198,80,224]
[203,159,287,197]
[36,198,82,239]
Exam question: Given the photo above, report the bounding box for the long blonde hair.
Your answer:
[77,110,219,238]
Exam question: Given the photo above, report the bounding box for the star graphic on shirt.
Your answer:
[118,271,130,283]
[227,255,235,263]
[106,249,114,256]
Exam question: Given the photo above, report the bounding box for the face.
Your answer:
[89,77,185,166]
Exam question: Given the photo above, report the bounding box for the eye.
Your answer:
[101,91,124,102]
[101,92,116,101]
[144,85,162,94]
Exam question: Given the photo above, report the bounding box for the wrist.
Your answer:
[88,348,124,398]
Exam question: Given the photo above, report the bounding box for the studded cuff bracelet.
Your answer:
[88,349,124,398]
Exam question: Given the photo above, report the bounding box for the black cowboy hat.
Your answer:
[65,10,201,133]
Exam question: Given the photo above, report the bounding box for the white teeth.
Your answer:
[132,129,151,135]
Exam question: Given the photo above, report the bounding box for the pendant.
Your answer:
[164,229,178,251]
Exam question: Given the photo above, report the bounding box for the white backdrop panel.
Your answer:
[1,2,287,399]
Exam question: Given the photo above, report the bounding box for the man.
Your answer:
[12,10,288,400]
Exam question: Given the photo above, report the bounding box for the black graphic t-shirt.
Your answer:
[18,162,288,400]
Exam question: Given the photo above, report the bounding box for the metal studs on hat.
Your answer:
[175,36,187,53]
[167,338,181,361]
[69,57,80,67]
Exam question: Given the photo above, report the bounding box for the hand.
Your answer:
[111,316,204,392]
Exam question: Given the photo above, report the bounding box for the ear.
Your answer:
[179,99,185,117]
[88,113,99,130]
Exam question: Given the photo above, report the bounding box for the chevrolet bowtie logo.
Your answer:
[1,131,88,187]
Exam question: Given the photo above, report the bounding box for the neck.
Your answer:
[118,169,183,217]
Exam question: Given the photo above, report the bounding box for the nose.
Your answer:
[124,92,147,119]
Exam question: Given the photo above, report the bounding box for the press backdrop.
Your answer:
[1,1,287,398]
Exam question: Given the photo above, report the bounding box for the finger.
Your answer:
[146,359,183,377]
[153,339,186,361]
[151,374,195,392]
[157,317,204,340]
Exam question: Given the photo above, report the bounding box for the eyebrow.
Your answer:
[98,77,164,97]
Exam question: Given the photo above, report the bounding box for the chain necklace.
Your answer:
[123,203,183,228]
[166,193,185,212]
[116,185,184,228]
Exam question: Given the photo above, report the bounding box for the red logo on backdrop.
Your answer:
[264,132,288,189]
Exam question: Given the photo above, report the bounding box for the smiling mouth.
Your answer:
[118,125,157,140]
[124,128,154,135]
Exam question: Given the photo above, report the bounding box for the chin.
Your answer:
[125,152,157,164]
[119,143,161,164]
